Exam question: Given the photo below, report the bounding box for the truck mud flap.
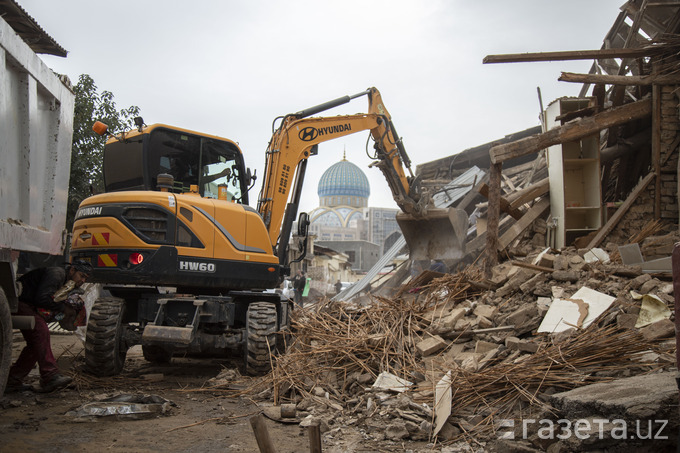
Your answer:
[396,208,468,261]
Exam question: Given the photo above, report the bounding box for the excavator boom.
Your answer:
[258,87,468,265]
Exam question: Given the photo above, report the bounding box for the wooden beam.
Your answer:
[600,129,652,163]
[653,83,662,219]
[484,163,502,277]
[559,72,680,86]
[506,177,550,210]
[498,197,550,250]
[510,260,555,273]
[661,133,680,167]
[478,183,523,220]
[483,47,653,64]
[585,172,656,250]
[489,99,652,164]
[308,424,322,453]
[250,414,278,453]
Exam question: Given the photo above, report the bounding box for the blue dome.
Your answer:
[317,159,370,199]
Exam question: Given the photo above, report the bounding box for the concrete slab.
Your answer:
[550,371,678,421]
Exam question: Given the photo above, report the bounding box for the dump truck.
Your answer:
[0,15,75,396]
[69,87,467,376]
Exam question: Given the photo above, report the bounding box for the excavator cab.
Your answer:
[98,121,250,204]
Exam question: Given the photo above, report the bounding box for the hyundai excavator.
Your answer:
[70,87,467,376]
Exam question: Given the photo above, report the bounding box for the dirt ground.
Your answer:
[0,331,437,453]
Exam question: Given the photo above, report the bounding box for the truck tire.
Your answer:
[142,345,172,364]
[245,302,278,375]
[0,288,12,397]
[84,297,128,376]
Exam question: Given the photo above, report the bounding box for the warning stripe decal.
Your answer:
[97,254,118,267]
[92,233,110,246]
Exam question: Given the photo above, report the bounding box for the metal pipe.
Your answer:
[12,315,35,330]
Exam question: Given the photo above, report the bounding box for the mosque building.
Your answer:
[308,154,401,272]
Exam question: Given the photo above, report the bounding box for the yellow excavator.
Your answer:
[70,87,467,376]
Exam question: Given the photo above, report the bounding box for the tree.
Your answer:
[68,74,140,228]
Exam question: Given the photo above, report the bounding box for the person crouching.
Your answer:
[5,259,92,393]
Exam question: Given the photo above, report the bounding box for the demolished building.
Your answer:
[198,1,680,451]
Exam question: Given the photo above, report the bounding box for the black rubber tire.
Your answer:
[84,297,128,376]
[0,288,12,397]
[142,345,172,364]
[245,302,278,375]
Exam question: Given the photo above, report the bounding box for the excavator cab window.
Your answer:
[151,131,201,193]
[199,139,244,203]
[103,136,146,192]
[147,128,248,203]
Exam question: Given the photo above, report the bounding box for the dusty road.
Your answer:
[0,331,380,453]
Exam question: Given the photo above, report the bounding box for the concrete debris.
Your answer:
[632,292,672,327]
[537,287,616,333]
[203,223,680,450]
[372,372,413,393]
[433,371,452,436]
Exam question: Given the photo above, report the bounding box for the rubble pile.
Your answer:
[213,229,680,449]
[269,266,485,404]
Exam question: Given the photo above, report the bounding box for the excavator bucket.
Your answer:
[396,208,469,261]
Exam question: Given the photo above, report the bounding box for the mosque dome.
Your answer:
[317,158,371,202]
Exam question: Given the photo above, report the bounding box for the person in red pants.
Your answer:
[5,259,92,393]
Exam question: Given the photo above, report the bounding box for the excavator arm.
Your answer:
[257,87,467,267]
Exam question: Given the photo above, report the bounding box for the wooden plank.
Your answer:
[484,163,502,276]
[250,414,278,453]
[653,83,661,219]
[498,197,550,250]
[661,133,680,167]
[483,47,652,64]
[510,260,555,273]
[490,99,652,164]
[478,183,523,220]
[506,177,550,210]
[308,424,322,453]
[559,71,680,86]
[449,325,516,338]
[585,172,656,250]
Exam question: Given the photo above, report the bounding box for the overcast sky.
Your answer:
[19,0,624,213]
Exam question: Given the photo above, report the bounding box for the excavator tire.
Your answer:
[0,288,12,397]
[84,297,128,376]
[245,301,278,375]
[142,345,172,364]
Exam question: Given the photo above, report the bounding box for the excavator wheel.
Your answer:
[142,345,173,364]
[0,288,12,397]
[245,301,278,375]
[84,297,128,376]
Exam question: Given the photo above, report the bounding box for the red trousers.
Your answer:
[8,301,59,382]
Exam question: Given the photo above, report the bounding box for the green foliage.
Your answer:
[68,74,140,228]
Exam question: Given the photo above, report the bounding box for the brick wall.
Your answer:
[607,85,679,245]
